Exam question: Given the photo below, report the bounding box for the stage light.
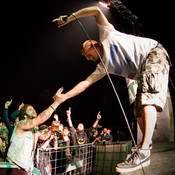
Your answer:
[99,0,110,9]
[99,0,138,24]
[108,0,138,24]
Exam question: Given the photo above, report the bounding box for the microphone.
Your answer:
[62,16,68,22]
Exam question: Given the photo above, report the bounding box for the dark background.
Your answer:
[0,0,174,141]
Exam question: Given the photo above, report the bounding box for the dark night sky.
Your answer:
[1,0,174,140]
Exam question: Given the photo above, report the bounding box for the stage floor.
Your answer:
[120,141,175,175]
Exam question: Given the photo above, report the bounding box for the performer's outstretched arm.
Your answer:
[52,6,110,27]
[59,73,105,103]
[52,6,107,103]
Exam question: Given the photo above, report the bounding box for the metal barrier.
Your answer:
[35,143,95,175]
[35,141,132,175]
[0,141,132,175]
[93,141,132,175]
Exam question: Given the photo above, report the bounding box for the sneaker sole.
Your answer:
[116,160,150,173]
[131,146,153,152]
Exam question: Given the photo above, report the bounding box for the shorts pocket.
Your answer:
[141,72,161,93]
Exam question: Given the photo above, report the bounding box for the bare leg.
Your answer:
[141,105,157,149]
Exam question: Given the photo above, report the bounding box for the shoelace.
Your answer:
[125,152,139,164]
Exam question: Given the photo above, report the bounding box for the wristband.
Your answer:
[72,13,76,19]
[49,129,53,133]
[50,105,55,111]
[66,13,76,18]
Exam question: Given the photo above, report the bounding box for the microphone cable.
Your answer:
[71,13,146,175]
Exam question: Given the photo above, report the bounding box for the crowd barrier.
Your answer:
[35,141,132,175]
[94,141,132,175]
[35,143,95,175]
[0,141,132,175]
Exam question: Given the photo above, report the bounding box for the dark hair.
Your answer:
[63,126,69,131]
[18,104,31,121]
[39,125,48,131]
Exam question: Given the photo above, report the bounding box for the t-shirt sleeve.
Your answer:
[97,23,114,40]
[92,62,106,75]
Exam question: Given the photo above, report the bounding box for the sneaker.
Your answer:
[131,142,153,152]
[116,150,150,173]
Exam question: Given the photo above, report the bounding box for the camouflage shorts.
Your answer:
[134,44,170,118]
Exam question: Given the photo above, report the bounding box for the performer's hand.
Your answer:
[52,15,69,28]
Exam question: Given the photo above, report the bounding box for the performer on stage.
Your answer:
[52,6,170,173]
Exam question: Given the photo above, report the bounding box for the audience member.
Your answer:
[62,126,71,163]
[100,128,112,144]
[3,100,24,152]
[36,125,53,175]
[51,117,70,174]
[66,108,101,174]
[0,121,8,161]
[60,126,71,174]
[6,88,63,175]
[115,127,128,141]
[90,129,99,144]
[107,129,113,142]
[89,112,102,144]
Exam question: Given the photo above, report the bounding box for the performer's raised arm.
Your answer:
[52,6,110,27]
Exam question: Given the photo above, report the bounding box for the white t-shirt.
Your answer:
[92,23,158,80]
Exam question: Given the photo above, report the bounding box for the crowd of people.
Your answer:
[0,94,116,174]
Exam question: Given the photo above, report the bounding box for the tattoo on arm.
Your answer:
[37,106,54,125]
[39,111,50,122]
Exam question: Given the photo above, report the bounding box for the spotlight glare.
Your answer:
[99,1,110,9]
